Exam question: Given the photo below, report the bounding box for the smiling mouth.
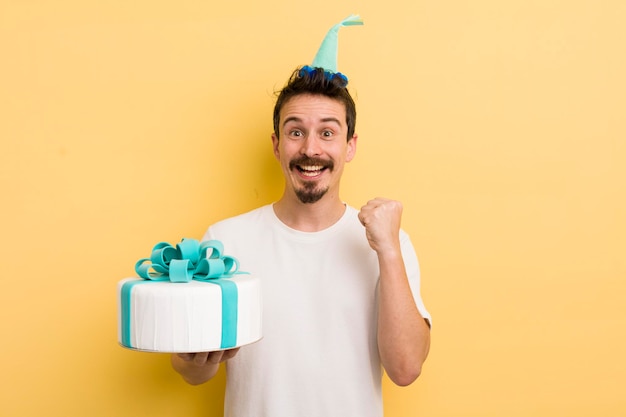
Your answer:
[297,164,326,177]
[290,157,333,178]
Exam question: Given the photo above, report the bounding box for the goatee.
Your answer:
[295,182,329,204]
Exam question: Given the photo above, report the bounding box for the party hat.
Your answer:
[300,14,363,84]
[311,14,363,72]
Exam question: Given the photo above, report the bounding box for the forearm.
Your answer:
[377,249,430,386]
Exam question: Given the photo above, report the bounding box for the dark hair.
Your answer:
[273,67,357,141]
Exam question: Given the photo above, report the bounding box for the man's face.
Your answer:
[272,94,357,204]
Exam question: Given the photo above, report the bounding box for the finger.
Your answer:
[358,210,366,226]
[192,352,211,366]
[359,202,377,223]
[366,197,387,207]
[207,351,225,364]
[221,347,240,361]
[177,353,195,361]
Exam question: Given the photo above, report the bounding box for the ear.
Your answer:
[346,133,358,162]
[271,132,280,160]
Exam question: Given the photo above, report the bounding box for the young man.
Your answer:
[171,67,431,417]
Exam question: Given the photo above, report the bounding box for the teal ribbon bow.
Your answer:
[121,238,243,350]
[134,238,241,282]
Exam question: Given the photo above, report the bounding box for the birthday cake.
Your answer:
[117,238,262,352]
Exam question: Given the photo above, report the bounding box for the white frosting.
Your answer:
[117,275,262,352]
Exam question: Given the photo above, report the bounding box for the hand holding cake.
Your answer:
[171,348,240,386]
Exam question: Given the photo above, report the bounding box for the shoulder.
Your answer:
[213,205,270,228]
[202,205,273,241]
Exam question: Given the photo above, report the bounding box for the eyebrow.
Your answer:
[282,116,302,127]
[282,116,343,128]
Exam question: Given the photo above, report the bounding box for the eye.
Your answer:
[321,130,334,139]
[288,129,304,138]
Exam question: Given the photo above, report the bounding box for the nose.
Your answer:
[301,135,322,157]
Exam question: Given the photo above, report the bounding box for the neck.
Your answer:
[273,192,346,232]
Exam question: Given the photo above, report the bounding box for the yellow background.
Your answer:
[1,0,624,416]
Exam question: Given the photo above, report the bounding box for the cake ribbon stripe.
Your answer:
[121,238,245,350]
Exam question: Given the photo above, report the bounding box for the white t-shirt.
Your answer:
[203,204,430,417]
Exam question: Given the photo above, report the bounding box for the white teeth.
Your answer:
[298,165,323,177]
[301,165,323,171]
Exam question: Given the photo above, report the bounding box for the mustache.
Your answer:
[289,156,334,171]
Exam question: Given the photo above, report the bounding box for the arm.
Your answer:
[359,198,431,386]
[171,348,239,385]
